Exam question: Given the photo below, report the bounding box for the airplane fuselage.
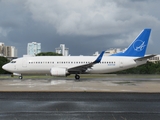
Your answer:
[3,56,146,75]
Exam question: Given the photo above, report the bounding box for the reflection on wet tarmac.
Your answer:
[0,76,160,92]
[0,92,160,120]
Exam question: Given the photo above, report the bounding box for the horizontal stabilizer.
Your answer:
[134,54,156,61]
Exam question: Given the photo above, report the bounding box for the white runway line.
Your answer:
[51,80,67,85]
[121,90,132,92]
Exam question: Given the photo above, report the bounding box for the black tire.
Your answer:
[19,76,23,79]
[75,74,80,80]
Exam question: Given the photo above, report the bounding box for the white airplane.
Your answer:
[2,29,155,80]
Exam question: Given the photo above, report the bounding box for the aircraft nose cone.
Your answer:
[2,64,14,73]
[2,64,8,71]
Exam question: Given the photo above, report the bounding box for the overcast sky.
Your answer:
[0,0,160,57]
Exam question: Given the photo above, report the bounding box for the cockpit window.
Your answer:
[10,61,16,63]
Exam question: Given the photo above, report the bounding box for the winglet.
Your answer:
[93,51,105,63]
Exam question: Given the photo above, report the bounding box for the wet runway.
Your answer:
[0,75,160,92]
[0,76,160,119]
[0,92,160,120]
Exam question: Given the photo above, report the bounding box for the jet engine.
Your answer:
[50,67,68,76]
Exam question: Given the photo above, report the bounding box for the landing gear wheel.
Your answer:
[75,74,80,80]
[19,76,23,79]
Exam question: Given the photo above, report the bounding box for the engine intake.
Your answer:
[50,67,68,76]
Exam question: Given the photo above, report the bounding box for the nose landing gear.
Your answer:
[11,73,23,79]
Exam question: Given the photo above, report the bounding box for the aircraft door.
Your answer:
[14,64,16,70]
[22,58,27,67]
[119,60,123,68]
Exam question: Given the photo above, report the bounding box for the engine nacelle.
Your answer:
[50,67,68,76]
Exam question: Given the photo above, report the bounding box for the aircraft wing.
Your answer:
[134,54,156,61]
[68,51,105,74]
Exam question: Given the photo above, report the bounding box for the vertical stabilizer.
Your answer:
[111,29,151,57]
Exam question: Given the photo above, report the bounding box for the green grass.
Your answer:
[1,74,160,79]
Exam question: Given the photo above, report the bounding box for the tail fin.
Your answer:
[111,29,151,57]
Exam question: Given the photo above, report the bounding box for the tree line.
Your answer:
[36,52,62,56]
[114,61,160,74]
[0,56,10,74]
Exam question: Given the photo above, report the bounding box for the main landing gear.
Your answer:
[75,74,80,80]
[19,76,23,79]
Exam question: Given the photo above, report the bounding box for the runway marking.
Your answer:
[121,90,132,92]
[51,80,67,85]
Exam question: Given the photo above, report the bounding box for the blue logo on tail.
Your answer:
[111,29,151,57]
[133,40,146,52]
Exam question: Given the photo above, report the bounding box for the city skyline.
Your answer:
[0,42,17,57]
[1,41,160,63]
[55,44,69,56]
[27,42,41,56]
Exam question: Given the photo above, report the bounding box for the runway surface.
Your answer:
[0,92,160,120]
[0,75,160,119]
[0,75,160,92]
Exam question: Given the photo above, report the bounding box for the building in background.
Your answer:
[55,44,69,56]
[27,42,41,56]
[0,42,17,57]
[148,55,160,63]
[93,48,160,63]
[93,48,126,56]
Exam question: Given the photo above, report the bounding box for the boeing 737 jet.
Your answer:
[2,29,155,79]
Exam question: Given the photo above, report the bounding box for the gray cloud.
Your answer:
[0,0,160,56]
[25,0,160,35]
